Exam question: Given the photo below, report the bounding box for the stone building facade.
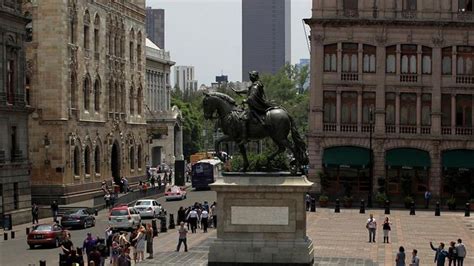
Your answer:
[23,0,148,204]
[145,38,183,168]
[305,0,474,200]
[0,0,32,224]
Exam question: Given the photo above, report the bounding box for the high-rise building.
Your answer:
[0,0,32,224]
[23,0,148,204]
[242,0,291,81]
[145,7,165,49]
[296,58,310,92]
[305,0,474,200]
[174,66,198,93]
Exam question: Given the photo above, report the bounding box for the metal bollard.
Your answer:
[310,197,316,212]
[360,199,365,214]
[435,202,441,216]
[168,214,176,229]
[335,199,340,213]
[26,227,30,235]
[39,260,46,266]
[160,215,167,233]
[3,232,7,241]
[410,201,416,215]
[151,219,158,237]
[11,231,15,239]
[95,209,98,216]
[384,200,390,215]
[466,203,471,217]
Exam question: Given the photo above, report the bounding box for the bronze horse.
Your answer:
[202,91,308,173]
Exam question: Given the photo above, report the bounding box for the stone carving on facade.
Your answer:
[407,30,413,43]
[312,34,324,45]
[463,31,470,45]
[432,35,444,47]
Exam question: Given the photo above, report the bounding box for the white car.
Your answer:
[165,186,187,201]
[133,199,163,218]
[108,205,141,230]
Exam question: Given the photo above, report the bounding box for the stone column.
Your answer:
[452,46,457,80]
[395,92,400,133]
[358,43,363,76]
[451,94,456,134]
[396,44,401,76]
[416,92,421,133]
[357,91,362,131]
[417,45,422,78]
[430,141,442,197]
[336,91,341,131]
[337,42,342,77]
[431,46,442,135]
[375,43,386,135]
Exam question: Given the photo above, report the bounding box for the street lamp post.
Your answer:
[368,108,374,208]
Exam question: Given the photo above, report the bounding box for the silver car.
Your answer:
[133,199,163,218]
[108,205,141,230]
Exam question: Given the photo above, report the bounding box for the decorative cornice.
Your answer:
[304,18,474,28]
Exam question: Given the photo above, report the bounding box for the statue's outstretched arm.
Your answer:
[232,87,248,94]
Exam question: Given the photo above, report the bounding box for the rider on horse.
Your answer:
[232,71,273,144]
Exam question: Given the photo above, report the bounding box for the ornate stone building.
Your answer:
[0,0,32,224]
[23,0,148,204]
[305,0,474,200]
[145,38,183,168]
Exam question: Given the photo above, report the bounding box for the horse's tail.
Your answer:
[288,115,309,166]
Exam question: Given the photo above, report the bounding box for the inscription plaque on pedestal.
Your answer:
[231,206,289,225]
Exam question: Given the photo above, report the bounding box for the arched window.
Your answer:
[84,146,91,175]
[137,31,142,65]
[114,81,120,113]
[94,14,100,55]
[83,10,90,50]
[108,79,114,112]
[121,83,126,112]
[94,146,100,174]
[130,86,135,114]
[83,75,90,110]
[73,146,80,176]
[137,86,143,115]
[94,77,100,112]
[137,145,142,169]
[69,2,77,44]
[129,28,135,62]
[71,72,77,109]
[386,45,396,73]
[324,44,337,72]
[442,47,452,75]
[422,46,432,74]
[129,146,135,170]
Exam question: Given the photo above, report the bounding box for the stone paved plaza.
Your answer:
[140,208,473,265]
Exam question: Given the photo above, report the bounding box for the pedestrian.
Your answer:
[110,193,116,208]
[430,242,449,266]
[176,222,188,252]
[31,203,39,224]
[177,206,186,225]
[366,213,377,243]
[410,249,420,266]
[101,181,109,194]
[89,246,102,266]
[305,193,311,211]
[187,208,198,233]
[201,208,209,233]
[448,241,457,266]
[96,238,108,266]
[145,223,154,259]
[60,234,74,256]
[104,193,111,209]
[110,241,120,266]
[118,231,130,249]
[150,175,156,188]
[83,232,97,263]
[425,190,432,208]
[66,249,83,266]
[158,174,162,189]
[383,217,391,243]
[133,226,146,262]
[51,200,59,222]
[455,239,466,266]
[117,248,132,266]
[396,246,406,266]
[211,202,217,228]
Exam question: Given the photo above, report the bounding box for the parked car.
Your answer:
[60,208,96,229]
[165,185,187,201]
[27,223,66,249]
[108,205,141,230]
[133,199,163,218]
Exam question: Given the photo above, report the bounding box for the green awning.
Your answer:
[323,146,370,168]
[442,149,474,169]
[385,148,430,169]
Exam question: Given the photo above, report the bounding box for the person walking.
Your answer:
[410,249,420,266]
[177,206,186,225]
[31,203,39,224]
[431,242,449,266]
[145,224,154,259]
[366,213,377,243]
[104,193,111,209]
[305,193,311,211]
[176,222,188,252]
[455,239,466,266]
[187,208,198,233]
[60,234,74,256]
[83,232,97,263]
[396,246,406,266]
[201,208,209,233]
[211,202,217,228]
[383,217,391,243]
[448,241,457,266]
[424,190,432,209]
[51,200,59,223]
[133,226,146,262]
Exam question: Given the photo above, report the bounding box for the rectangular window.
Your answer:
[422,46,432,74]
[83,25,89,49]
[323,91,336,123]
[403,0,417,10]
[6,59,15,104]
[385,93,396,125]
[343,0,358,10]
[386,45,396,73]
[456,95,473,127]
[421,94,431,126]
[341,91,358,124]
[324,44,337,72]
[13,182,19,210]
[400,93,417,125]
[459,0,473,12]
[442,47,452,75]
[342,43,358,73]
[441,94,451,126]
[362,92,375,123]
[363,45,376,73]
[401,45,417,74]
[456,46,474,75]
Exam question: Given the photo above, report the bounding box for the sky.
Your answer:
[146,0,312,85]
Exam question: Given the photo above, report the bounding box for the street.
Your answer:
[0,189,216,266]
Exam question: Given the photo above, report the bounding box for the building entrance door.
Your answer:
[111,142,120,184]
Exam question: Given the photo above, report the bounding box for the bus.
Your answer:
[191,159,222,190]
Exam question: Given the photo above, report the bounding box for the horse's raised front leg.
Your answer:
[215,135,231,161]
[238,143,249,172]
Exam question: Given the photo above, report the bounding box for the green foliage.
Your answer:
[230,150,289,172]
[375,192,388,205]
[319,195,329,201]
[447,196,456,205]
[404,196,414,206]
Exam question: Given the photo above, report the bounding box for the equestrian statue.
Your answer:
[202,71,308,174]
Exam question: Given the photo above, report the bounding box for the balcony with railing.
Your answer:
[323,123,337,132]
[385,125,396,133]
[455,127,473,135]
[341,72,359,81]
[361,124,374,133]
[400,74,418,83]
[340,124,358,132]
[442,127,452,135]
[420,126,431,135]
[399,125,417,134]
[456,75,474,84]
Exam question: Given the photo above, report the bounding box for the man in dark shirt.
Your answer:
[83,232,97,263]
[88,246,101,266]
[61,235,74,255]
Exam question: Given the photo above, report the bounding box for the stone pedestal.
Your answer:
[208,172,314,265]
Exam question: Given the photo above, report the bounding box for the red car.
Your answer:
[27,223,66,249]
[165,186,187,201]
